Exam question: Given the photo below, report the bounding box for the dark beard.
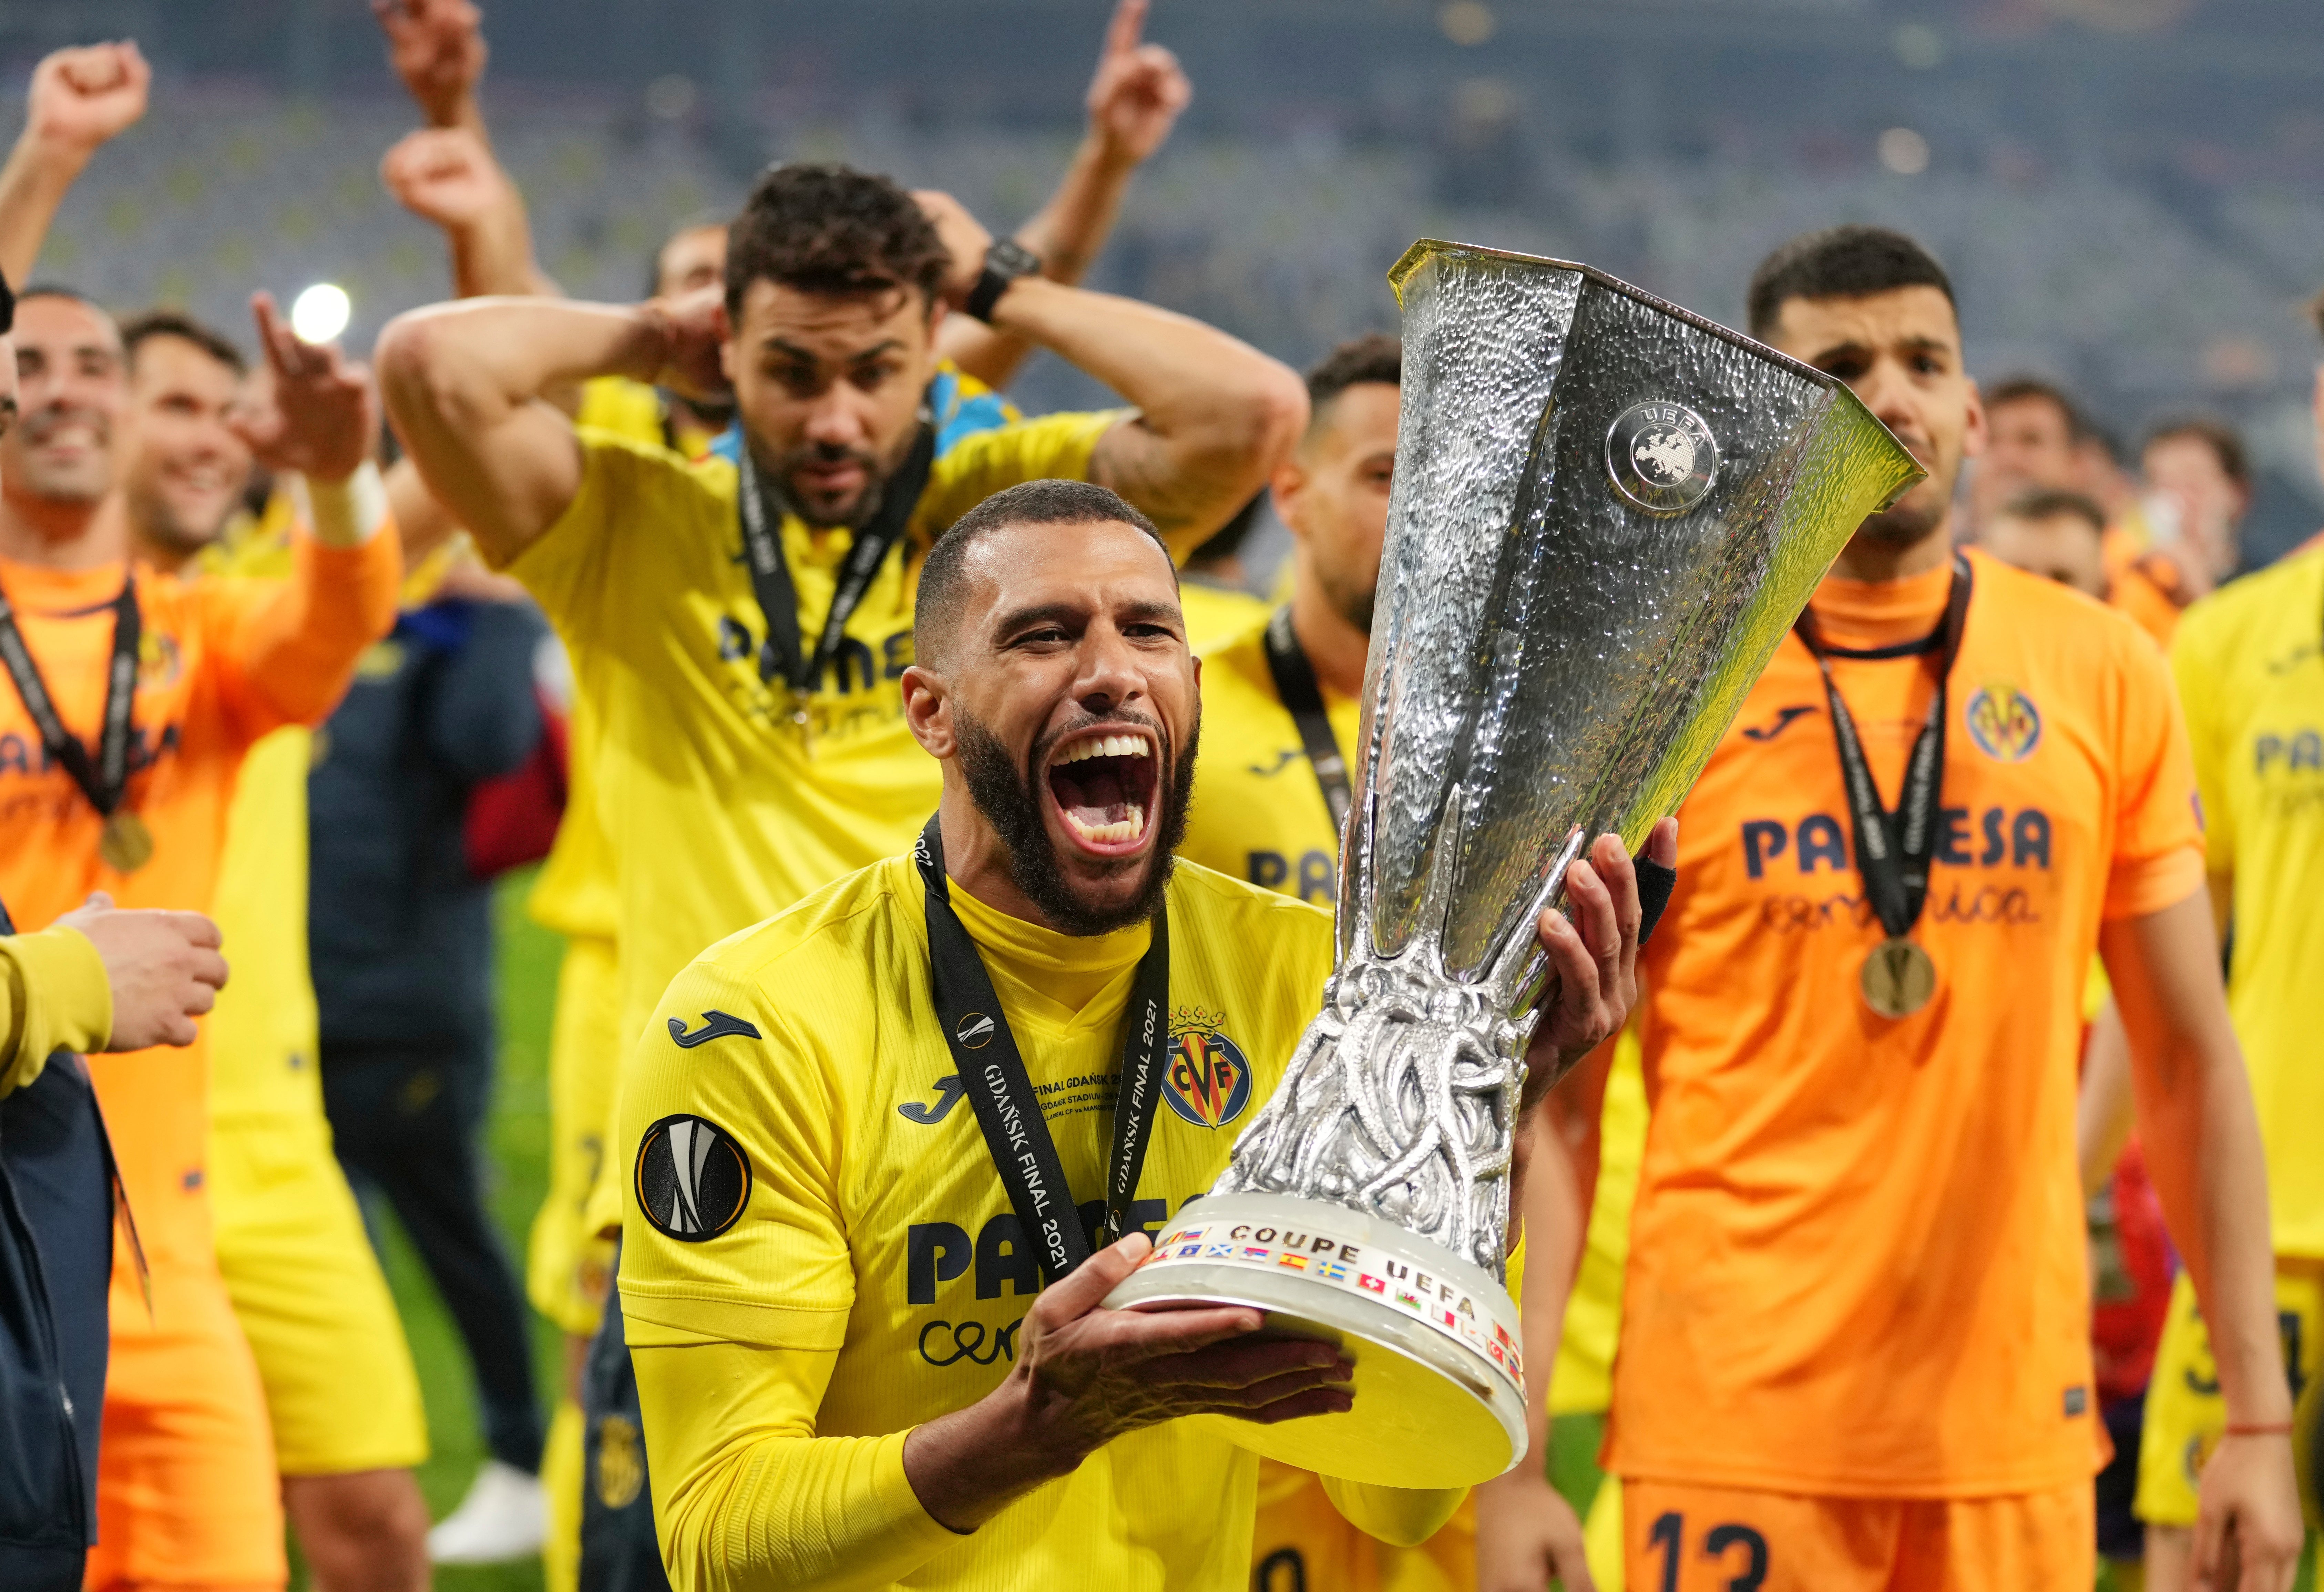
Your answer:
[953,706,1198,937]
[748,437,891,531]
[1318,563,1375,636]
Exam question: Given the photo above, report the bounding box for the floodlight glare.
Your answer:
[290,283,352,344]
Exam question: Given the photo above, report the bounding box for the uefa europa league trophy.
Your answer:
[1103,241,1924,1488]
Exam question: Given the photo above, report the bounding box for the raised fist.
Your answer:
[380,125,507,229]
[24,41,150,161]
[371,0,487,127]
[1085,0,1190,168]
[234,293,380,485]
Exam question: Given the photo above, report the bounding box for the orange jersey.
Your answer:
[0,538,398,1282]
[1609,548,2203,1498]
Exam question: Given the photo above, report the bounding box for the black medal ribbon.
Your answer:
[0,574,141,824]
[735,418,937,697]
[1791,554,1973,945]
[914,815,1171,1285]
[1260,605,1353,839]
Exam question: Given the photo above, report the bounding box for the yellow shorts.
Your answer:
[1252,1460,1473,1592]
[209,1107,429,1476]
[1620,1476,2091,1591]
[527,936,621,1339]
[2135,1261,2323,1530]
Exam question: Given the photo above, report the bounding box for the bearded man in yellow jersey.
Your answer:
[605,476,1658,1589]
[114,309,434,1592]
[1585,225,2301,1592]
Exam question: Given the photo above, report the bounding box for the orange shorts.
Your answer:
[84,1259,286,1592]
[1620,1476,2092,1592]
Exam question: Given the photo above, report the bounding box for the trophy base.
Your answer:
[1102,1192,1526,1489]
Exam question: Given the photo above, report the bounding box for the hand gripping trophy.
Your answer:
[1105,241,1924,1487]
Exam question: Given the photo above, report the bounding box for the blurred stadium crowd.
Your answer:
[16,0,2324,561]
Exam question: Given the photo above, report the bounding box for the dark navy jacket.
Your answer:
[308,598,547,1050]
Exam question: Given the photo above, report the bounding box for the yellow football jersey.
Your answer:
[500,409,1125,1061]
[528,687,618,944]
[197,510,317,1121]
[619,852,1443,1590]
[1179,613,1362,906]
[202,726,321,1120]
[2172,546,2324,1259]
[531,376,692,942]
[1178,578,1270,656]
[1547,1027,1646,1416]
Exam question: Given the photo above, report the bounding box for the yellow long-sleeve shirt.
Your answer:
[618,853,1466,1591]
[0,925,111,1096]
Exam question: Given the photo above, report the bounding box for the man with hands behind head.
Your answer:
[613,478,1660,1590]
[380,159,1304,1156]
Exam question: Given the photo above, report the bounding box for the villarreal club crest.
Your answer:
[1160,1009,1252,1130]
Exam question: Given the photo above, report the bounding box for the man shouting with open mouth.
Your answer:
[607,476,1671,1592]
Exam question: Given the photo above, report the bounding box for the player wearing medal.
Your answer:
[0,280,401,1588]
[1589,225,2299,1590]
[606,477,1661,1589]
[378,156,1306,1174]
[115,309,434,1592]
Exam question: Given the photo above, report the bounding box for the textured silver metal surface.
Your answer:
[1216,240,1923,1277]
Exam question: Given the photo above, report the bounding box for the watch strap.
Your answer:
[964,241,1041,324]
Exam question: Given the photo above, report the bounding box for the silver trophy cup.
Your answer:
[1107,241,1923,1488]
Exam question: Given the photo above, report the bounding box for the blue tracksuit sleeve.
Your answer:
[423,599,549,782]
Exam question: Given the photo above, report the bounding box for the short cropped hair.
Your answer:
[2143,415,2250,492]
[725,163,950,319]
[1993,487,2107,536]
[1307,333,1401,415]
[915,479,1170,669]
[1745,226,1956,341]
[1985,376,2087,441]
[644,212,733,298]
[120,309,246,377]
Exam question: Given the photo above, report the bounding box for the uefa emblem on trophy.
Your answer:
[1105,240,1923,1488]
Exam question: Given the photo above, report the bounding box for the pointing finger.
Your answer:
[1103,0,1149,60]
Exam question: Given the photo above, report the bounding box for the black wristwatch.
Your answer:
[964,239,1043,324]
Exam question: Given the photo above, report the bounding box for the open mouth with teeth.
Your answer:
[1044,729,1161,856]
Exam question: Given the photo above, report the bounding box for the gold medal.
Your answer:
[1860,936,1936,1019]
[99,810,154,873]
